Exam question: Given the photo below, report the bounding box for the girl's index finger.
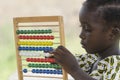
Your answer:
[57,45,70,53]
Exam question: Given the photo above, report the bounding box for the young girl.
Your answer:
[50,0,120,80]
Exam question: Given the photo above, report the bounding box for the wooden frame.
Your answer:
[13,16,68,80]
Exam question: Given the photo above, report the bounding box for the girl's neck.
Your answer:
[98,43,120,60]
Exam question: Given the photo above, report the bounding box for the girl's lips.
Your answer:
[81,42,86,48]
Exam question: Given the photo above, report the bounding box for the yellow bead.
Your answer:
[18,41,21,45]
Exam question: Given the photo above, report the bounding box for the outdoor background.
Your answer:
[0,0,86,80]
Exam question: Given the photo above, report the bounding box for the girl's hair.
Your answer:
[84,0,120,29]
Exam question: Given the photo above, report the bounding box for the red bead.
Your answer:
[26,36,29,39]
[19,35,22,39]
[29,36,32,39]
[30,58,34,62]
[50,36,54,39]
[39,36,42,39]
[41,58,44,62]
[36,36,39,39]
[33,58,37,62]
[26,58,31,62]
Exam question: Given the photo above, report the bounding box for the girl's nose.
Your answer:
[79,31,85,39]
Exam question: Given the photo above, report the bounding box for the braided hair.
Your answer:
[83,0,120,30]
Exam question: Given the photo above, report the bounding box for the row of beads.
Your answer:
[28,63,61,68]
[23,69,62,74]
[18,47,53,52]
[18,35,54,40]
[16,29,52,34]
[18,41,53,46]
[19,52,40,57]
[26,58,55,63]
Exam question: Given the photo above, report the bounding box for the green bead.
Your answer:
[58,65,62,68]
[24,30,27,34]
[49,64,53,68]
[28,63,32,67]
[38,30,41,34]
[34,30,37,34]
[44,30,48,33]
[38,64,41,68]
[27,30,31,34]
[35,64,38,68]
[41,30,44,34]
[30,30,34,34]
[42,64,45,68]
[32,64,35,67]
[16,30,20,34]
[20,30,24,34]
[45,64,48,68]
[48,29,52,33]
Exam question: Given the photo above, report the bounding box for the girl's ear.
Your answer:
[111,27,120,39]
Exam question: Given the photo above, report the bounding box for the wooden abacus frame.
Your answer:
[13,16,68,80]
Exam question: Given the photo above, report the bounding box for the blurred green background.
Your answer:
[0,0,86,80]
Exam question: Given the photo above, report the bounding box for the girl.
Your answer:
[50,0,120,80]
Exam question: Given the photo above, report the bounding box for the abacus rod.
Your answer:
[23,75,63,79]
[18,25,59,27]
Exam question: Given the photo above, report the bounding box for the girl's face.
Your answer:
[79,7,112,54]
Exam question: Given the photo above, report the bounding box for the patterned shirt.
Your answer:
[76,53,120,80]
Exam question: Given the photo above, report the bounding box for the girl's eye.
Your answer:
[81,24,92,32]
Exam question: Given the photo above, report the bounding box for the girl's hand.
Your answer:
[49,45,80,74]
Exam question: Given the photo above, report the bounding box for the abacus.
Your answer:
[13,16,68,80]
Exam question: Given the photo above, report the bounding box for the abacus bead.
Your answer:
[41,30,44,34]
[32,69,36,73]
[16,30,20,34]
[48,29,52,33]
[49,70,53,74]
[36,69,39,73]
[36,64,39,68]
[18,47,21,50]
[43,70,46,73]
[38,30,41,34]
[28,63,32,67]
[24,30,27,34]
[51,36,54,39]
[23,69,27,73]
[20,30,24,34]
[30,30,33,34]
[35,47,39,51]
[39,69,42,73]
[26,47,29,50]
[46,70,50,74]
[26,58,31,62]
[33,58,36,62]
[44,30,48,33]
[53,70,57,74]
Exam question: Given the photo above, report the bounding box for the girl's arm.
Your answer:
[49,46,96,80]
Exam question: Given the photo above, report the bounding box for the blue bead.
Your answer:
[57,70,62,74]
[49,70,53,74]
[35,47,39,51]
[36,69,39,73]
[53,70,56,74]
[38,47,42,51]
[46,70,50,74]
[23,69,27,73]
[32,69,36,73]
[43,47,45,50]
[26,47,29,50]
[43,70,46,73]
[29,47,32,50]
[32,47,35,50]
[18,47,22,50]
[49,47,53,51]
[39,69,42,73]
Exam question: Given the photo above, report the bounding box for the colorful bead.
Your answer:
[23,69,27,73]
